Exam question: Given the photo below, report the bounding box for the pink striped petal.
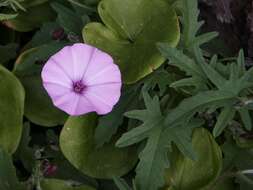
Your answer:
[41,43,122,116]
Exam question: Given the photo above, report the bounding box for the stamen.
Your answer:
[73,80,86,94]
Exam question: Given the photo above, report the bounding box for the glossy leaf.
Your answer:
[60,114,138,179]
[83,0,180,83]
[0,65,24,154]
[165,128,222,190]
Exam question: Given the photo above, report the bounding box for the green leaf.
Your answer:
[113,177,132,190]
[51,2,85,35]
[206,178,236,190]
[142,69,177,95]
[222,138,253,189]
[165,128,222,190]
[83,0,180,83]
[117,92,197,190]
[3,2,55,32]
[40,179,96,190]
[25,22,61,49]
[0,147,26,190]
[95,85,139,147]
[0,43,17,65]
[200,55,227,89]
[165,90,235,126]
[181,0,201,47]
[238,108,252,131]
[157,43,206,89]
[237,49,246,77]
[190,32,218,47]
[213,107,236,137]
[0,13,17,21]
[14,44,68,127]
[14,122,35,171]
[165,122,198,161]
[116,93,163,147]
[22,0,49,8]
[60,114,138,179]
[135,125,170,190]
[0,65,24,154]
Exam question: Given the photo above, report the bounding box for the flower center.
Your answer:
[73,80,86,94]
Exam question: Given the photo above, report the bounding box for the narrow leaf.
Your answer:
[213,107,236,137]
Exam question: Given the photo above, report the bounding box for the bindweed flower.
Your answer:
[41,43,122,116]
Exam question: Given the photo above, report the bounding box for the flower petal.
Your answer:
[41,43,122,116]
[50,46,75,80]
[83,49,121,86]
[52,92,79,115]
[41,60,72,87]
[70,43,96,81]
[72,95,96,115]
[84,83,121,114]
[43,82,71,98]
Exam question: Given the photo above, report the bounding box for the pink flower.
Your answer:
[41,43,122,116]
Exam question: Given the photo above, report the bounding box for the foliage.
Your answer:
[0,0,253,190]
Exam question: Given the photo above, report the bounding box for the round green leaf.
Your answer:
[4,2,55,32]
[0,65,25,154]
[165,128,222,190]
[40,179,96,190]
[14,47,67,127]
[60,114,138,179]
[83,0,180,84]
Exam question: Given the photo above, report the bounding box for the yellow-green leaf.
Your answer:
[40,179,96,190]
[0,65,25,154]
[83,0,180,84]
[165,128,222,190]
[60,114,138,179]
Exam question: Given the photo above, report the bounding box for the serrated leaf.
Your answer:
[83,0,180,83]
[135,125,169,190]
[157,43,205,80]
[190,32,218,47]
[0,65,24,154]
[238,108,252,131]
[181,0,201,47]
[142,69,177,95]
[60,114,138,179]
[116,93,163,147]
[213,107,236,137]
[200,55,227,89]
[95,85,139,147]
[165,90,235,126]
[117,92,197,190]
